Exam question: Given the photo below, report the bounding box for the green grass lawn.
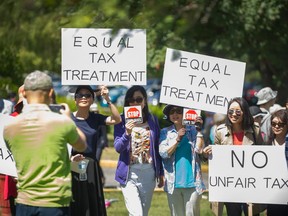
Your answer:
[104,190,219,216]
[102,148,267,216]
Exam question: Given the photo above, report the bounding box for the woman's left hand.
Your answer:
[203,145,212,155]
[71,154,85,162]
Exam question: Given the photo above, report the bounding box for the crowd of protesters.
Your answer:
[1,71,288,216]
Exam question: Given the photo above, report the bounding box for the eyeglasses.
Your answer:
[75,93,92,99]
[169,108,183,115]
[271,122,286,128]
[228,109,242,116]
[127,97,144,104]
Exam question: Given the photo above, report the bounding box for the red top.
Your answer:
[233,131,244,145]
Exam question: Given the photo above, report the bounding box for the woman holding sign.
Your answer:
[159,105,206,216]
[204,97,264,216]
[267,108,288,215]
[114,85,164,216]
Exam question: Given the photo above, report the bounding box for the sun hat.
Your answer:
[74,85,95,99]
[249,106,265,118]
[255,87,277,105]
[163,104,183,122]
[24,71,53,91]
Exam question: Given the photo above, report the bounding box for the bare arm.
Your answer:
[166,127,185,157]
[166,140,180,157]
[105,103,121,125]
[99,85,121,125]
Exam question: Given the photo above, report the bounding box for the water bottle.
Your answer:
[78,160,88,181]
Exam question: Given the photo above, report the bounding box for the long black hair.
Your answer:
[124,85,149,122]
[225,97,254,130]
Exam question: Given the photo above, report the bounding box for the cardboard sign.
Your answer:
[209,145,288,204]
[160,48,246,114]
[124,106,143,124]
[0,114,17,177]
[182,108,201,125]
[61,28,147,85]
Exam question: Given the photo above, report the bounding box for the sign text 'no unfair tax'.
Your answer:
[160,48,246,114]
[209,145,288,204]
[61,28,146,85]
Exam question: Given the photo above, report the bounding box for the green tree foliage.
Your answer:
[0,0,287,103]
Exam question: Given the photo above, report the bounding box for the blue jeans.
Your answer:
[16,203,69,216]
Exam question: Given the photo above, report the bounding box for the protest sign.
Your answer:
[182,108,201,125]
[124,105,143,124]
[209,145,288,204]
[61,28,146,85]
[0,114,17,177]
[160,48,246,114]
[0,144,17,177]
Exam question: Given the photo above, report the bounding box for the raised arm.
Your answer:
[98,86,121,125]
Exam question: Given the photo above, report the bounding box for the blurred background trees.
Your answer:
[0,0,287,103]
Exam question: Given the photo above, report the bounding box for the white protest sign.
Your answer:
[0,114,17,177]
[160,48,246,114]
[209,145,288,204]
[61,28,146,85]
[124,105,143,124]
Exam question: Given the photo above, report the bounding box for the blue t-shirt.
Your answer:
[71,112,107,160]
[174,136,195,188]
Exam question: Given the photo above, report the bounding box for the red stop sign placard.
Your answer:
[185,109,198,121]
[126,107,140,118]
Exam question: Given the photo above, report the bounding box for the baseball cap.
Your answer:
[24,71,53,91]
[255,87,277,105]
[74,85,95,99]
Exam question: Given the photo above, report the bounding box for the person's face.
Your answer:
[127,90,145,109]
[228,101,243,125]
[271,117,287,136]
[75,89,94,108]
[169,107,183,124]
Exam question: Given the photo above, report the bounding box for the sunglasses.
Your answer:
[127,97,144,104]
[271,122,286,128]
[228,109,242,116]
[75,93,93,99]
[169,108,183,115]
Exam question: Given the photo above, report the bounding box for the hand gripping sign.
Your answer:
[182,108,201,125]
[124,105,143,124]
